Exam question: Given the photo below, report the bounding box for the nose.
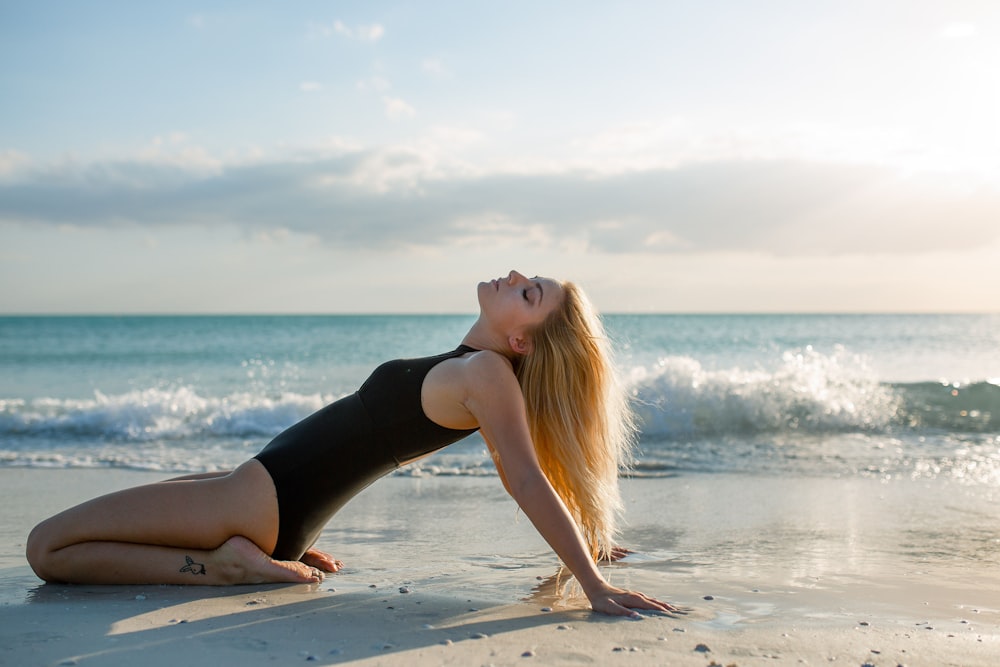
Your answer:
[507,270,527,284]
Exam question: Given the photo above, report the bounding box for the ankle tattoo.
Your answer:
[180,555,206,575]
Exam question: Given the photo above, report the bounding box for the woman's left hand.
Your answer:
[598,545,633,562]
[587,584,685,618]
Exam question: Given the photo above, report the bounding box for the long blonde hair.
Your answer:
[514,281,635,560]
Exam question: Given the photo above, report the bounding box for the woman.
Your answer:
[26,271,677,618]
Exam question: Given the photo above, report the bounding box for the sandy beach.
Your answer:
[2,468,998,666]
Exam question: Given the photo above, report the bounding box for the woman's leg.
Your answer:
[25,460,322,585]
[166,470,344,573]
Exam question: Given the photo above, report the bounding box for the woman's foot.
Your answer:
[300,548,344,573]
[214,536,324,584]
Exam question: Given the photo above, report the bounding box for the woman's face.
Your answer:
[478,270,563,336]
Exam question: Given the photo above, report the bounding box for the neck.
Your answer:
[461,318,518,359]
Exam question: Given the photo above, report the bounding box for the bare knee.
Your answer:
[26,519,62,582]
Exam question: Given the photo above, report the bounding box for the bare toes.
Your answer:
[218,537,323,584]
[300,548,343,573]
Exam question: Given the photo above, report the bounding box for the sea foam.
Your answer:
[628,346,900,439]
[0,386,331,442]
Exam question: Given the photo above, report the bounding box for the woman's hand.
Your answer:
[587,583,684,618]
[598,545,633,562]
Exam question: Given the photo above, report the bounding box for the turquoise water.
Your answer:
[1,314,998,486]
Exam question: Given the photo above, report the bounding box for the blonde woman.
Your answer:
[27,271,677,618]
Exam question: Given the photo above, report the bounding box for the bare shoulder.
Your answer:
[430,348,511,386]
[464,348,514,375]
[461,350,521,394]
[425,350,521,416]
[422,348,521,430]
[458,350,526,421]
[460,351,535,462]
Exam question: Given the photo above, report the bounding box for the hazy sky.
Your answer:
[2,1,999,313]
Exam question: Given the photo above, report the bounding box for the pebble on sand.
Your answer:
[694,643,711,653]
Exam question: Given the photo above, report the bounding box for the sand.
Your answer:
[1,468,998,666]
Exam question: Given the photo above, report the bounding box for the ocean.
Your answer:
[1,314,999,489]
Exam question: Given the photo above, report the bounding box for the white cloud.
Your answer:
[320,19,384,42]
[357,76,391,93]
[360,24,385,41]
[300,81,324,92]
[0,150,31,179]
[642,229,686,250]
[383,96,416,120]
[421,58,450,78]
[3,148,999,258]
[940,22,977,39]
[332,20,350,37]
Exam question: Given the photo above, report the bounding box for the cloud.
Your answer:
[383,96,416,120]
[0,150,30,177]
[940,22,977,39]
[299,81,324,92]
[357,76,391,93]
[421,58,450,78]
[310,20,385,42]
[2,150,998,257]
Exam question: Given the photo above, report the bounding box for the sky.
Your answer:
[1,0,999,314]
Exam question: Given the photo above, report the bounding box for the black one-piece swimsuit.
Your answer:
[253,346,479,560]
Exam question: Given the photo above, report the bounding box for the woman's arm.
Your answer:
[464,352,677,617]
[487,442,631,563]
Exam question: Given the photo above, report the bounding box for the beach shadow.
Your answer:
[9,579,679,665]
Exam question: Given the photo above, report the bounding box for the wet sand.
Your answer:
[1,468,998,666]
